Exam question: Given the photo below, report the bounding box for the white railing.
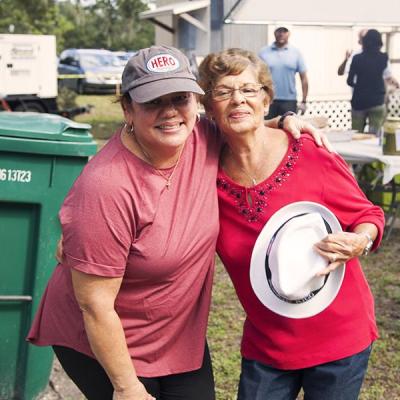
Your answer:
[304,91,400,129]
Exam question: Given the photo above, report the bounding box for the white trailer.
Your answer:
[0,34,60,113]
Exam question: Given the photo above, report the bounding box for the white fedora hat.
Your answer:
[250,201,345,319]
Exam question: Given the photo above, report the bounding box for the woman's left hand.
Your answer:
[313,232,368,276]
[283,115,334,153]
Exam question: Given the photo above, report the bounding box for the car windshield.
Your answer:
[80,53,122,68]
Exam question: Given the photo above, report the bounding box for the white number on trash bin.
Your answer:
[0,168,32,183]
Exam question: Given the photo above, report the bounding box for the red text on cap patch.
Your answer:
[147,54,180,73]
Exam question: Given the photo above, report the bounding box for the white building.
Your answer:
[140,0,400,128]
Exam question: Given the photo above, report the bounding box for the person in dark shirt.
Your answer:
[347,29,388,134]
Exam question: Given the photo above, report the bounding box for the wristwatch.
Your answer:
[277,111,296,129]
[359,232,374,256]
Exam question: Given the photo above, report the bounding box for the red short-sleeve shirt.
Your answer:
[28,119,221,377]
[217,133,385,369]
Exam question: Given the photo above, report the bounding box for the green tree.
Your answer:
[0,0,154,52]
[0,0,75,51]
[115,0,154,50]
[80,0,154,50]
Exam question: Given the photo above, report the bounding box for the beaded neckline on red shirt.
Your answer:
[217,139,303,223]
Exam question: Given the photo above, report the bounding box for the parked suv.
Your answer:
[58,49,124,94]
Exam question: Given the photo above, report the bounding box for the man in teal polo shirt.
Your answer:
[259,27,308,118]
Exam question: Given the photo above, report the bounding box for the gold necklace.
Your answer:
[228,142,266,187]
[239,168,258,186]
[128,126,184,189]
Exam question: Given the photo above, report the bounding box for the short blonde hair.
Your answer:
[198,48,274,110]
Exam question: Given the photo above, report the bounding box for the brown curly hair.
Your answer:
[198,48,274,111]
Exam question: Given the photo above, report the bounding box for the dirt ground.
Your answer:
[38,358,84,400]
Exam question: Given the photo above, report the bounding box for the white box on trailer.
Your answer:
[0,34,57,98]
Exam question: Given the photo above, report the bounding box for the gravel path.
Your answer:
[37,358,84,400]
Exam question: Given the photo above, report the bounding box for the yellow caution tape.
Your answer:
[58,72,122,79]
[58,74,86,79]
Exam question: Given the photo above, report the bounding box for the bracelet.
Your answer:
[277,111,296,129]
[358,232,374,256]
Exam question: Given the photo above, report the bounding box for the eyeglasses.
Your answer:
[209,83,266,101]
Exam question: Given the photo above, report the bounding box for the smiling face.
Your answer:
[208,66,270,138]
[125,92,198,152]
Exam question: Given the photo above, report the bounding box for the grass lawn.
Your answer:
[74,94,124,141]
[71,94,400,400]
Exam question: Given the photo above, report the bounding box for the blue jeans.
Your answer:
[237,345,372,400]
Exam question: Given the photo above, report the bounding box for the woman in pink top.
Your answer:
[198,48,384,400]
[27,46,322,400]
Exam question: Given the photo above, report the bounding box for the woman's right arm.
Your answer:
[71,269,154,400]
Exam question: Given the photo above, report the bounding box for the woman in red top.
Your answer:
[199,48,385,400]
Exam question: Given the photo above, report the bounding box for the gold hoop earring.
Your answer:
[124,123,134,134]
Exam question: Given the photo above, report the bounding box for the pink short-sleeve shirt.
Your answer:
[28,119,221,377]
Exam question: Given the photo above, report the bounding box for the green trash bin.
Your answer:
[0,112,97,400]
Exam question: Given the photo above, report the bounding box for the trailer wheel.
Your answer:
[15,102,46,113]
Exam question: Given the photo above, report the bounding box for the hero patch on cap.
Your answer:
[146,54,180,73]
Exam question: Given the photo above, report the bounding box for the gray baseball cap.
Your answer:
[121,45,204,103]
